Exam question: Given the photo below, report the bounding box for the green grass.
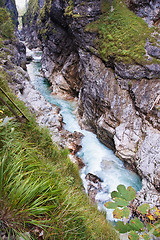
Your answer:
[0,62,118,239]
[85,0,159,64]
[64,0,74,17]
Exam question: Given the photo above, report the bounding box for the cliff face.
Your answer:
[22,0,45,48]
[0,1,25,68]
[23,0,160,202]
[1,0,19,27]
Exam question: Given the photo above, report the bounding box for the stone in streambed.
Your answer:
[85,173,103,203]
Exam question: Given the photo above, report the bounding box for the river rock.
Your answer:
[69,154,85,168]
[61,130,83,155]
[101,159,116,170]
[85,173,103,183]
[85,173,103,202]
[26,55,34,64]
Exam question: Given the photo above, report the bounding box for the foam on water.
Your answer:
[27,49,142,220]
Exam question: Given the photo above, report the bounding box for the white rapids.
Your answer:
[27,48,142,220]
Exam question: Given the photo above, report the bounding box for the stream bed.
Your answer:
[27,49,142,220]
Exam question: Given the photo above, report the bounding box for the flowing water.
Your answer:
[27,48,142,220]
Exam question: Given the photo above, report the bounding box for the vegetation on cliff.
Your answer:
[0,0,18,26]
[85,0,160,64]
[22,0,40,26]
[0,7,14,40]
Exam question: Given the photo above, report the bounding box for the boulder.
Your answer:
[85,173,103,202]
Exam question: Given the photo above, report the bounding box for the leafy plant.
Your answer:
[105,184,160,239]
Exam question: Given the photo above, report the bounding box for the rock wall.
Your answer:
[2,0,19,27]
[22,0,160,205]
[127,0,160,26]
[22,0,44,48]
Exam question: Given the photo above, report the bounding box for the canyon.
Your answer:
[21,0,160,207]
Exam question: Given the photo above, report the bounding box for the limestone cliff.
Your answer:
[0,0,19,27]
[22,0,160,205]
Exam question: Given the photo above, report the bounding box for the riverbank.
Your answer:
[24,45,160,221]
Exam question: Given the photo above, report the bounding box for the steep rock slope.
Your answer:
[22,0,45,48]
[0,0,18,27]
[22,0,160,204]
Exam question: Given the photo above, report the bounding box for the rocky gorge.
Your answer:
[21,0,160,208]
[0,43,84,167]
[0,0,159,238]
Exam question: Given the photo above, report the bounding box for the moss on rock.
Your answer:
[85,0,158,64]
